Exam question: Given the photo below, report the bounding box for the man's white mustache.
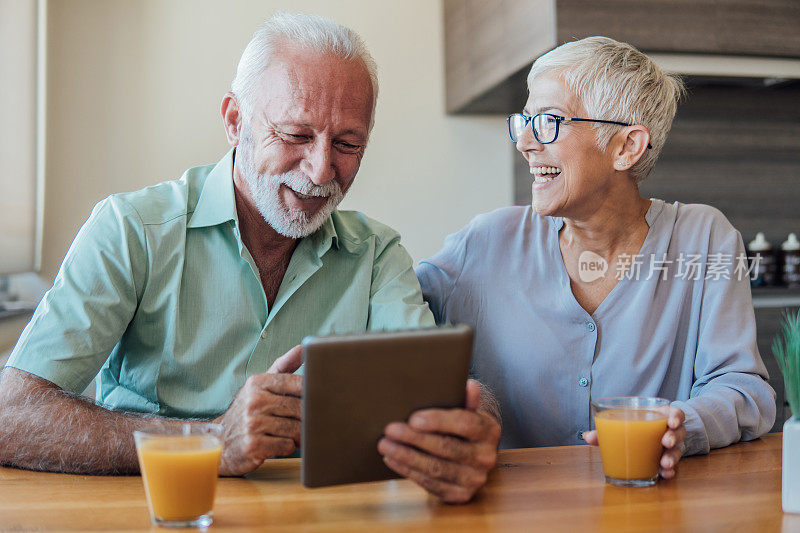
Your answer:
[279,171,341,197]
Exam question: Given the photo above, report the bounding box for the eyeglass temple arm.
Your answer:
[563,117,653,149]
[563,117,630,126]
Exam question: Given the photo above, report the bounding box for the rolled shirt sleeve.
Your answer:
[6,197,147,394]
[368,231,436,331]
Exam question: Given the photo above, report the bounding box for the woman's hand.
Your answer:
[582,406,686,479]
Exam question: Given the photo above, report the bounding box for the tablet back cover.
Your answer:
[301,325,472,487]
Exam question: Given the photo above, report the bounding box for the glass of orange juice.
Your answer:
[134,423,224,528]
[591,397,670,487]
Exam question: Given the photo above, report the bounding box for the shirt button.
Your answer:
[578,377,590,387]
[576,431,584,440]
[260,331,267,339]
[586,321,596,332]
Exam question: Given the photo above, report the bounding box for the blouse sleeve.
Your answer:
[672,220,776,455]
[415,222,472,326]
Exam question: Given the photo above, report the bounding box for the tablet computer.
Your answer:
[301,325,473,488]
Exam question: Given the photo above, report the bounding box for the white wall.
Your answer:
[40,0,512,279]
[0,0,37,273]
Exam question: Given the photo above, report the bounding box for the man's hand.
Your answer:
[378,379,501,504]
[583,406,686,479]
[214,345,303,476]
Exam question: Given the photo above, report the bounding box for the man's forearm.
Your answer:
[0,367,179,474]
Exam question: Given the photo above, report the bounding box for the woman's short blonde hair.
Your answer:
[527,36,684,183]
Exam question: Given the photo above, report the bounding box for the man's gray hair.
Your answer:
[527,36,685,183]
[231,12,379,129]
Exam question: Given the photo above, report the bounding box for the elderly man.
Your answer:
[0,13,499,504]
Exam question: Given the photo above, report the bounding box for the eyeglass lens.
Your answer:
[533,114,558,143]
[509,113,559,143]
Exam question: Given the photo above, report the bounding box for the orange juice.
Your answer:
[137,435,222,521]
[594,408,667,480]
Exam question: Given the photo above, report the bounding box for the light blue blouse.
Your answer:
[417,199,776,455]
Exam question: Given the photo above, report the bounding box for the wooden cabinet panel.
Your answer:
[445,0,800,113]
[444,0,555,112]
[557,0,800,58]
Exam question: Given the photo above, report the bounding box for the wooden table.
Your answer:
[1,434,797,531]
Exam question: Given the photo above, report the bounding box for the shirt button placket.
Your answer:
[580,319,596,444]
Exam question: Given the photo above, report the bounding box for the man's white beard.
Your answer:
[238,134,344,239]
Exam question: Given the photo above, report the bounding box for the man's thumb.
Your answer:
[267,345,303,374]
[466,379,482,411]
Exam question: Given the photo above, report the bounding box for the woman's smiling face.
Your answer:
[517,72,618,219]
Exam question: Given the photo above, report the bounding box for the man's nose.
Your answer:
[302,141,336,185]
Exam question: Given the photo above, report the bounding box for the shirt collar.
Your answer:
[187,148,237,229]
[309,211,340,256]
[186,148,340,255]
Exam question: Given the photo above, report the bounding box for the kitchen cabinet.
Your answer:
[445,0,800,114]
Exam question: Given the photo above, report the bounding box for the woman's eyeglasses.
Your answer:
[507,112,651,148]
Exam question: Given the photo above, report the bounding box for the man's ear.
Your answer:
[221,92,242,147]
[613,125,650,172]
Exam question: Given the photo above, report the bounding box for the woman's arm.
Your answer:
[673,225,776,455]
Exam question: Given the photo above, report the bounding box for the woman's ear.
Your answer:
[613,125,650,171]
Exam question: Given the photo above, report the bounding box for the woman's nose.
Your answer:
[515,126,543,155]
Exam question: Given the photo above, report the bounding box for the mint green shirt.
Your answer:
[7,150,434,418]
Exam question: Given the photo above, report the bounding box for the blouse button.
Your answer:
[586,321,596,332]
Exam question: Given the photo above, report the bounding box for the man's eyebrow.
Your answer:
[337,129,367,140]
[271,121,312,129]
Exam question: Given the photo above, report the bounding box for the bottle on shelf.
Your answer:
[782,233,800,289]
[748,233,778,287]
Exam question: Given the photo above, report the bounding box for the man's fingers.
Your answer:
[266,422,302,449]
[408,409,499,444]
[267,345,304,374]
[378,438,486,491]
[465,380,481,411]
[250,373,303,397]
[252,416,302,447]
[257,394,301,420]
[384,422,496,470]
[382,455,475,504]
[219,434,296,476]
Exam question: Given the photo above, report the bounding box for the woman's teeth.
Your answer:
[530,166,562,183]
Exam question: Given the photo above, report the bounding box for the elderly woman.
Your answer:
[416,36,775,478]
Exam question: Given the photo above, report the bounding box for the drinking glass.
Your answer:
[134,423,224,527]
[591,397,670,487]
